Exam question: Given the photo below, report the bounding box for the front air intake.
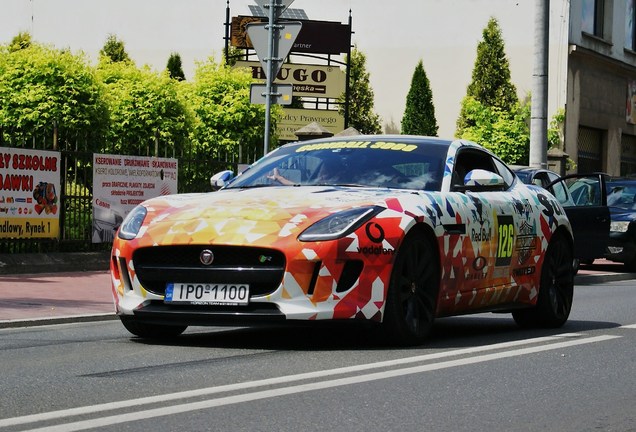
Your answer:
[336,260,364,293]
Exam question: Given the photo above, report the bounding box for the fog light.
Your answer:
[608,246,623,254]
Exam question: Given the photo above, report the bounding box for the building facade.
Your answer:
[565,0,636,175]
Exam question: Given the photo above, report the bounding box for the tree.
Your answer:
[548,108,565,149]
[166,52,185,81]
[223,46,245,67]
[8,31,32,52]
[339,47,381,134]
[0,42,108,146]
[384,117,400,134]
[178,59,274,190]
[182,59,272,156]
[99,34,131,64]
[457,95,530,165]
[455,17,527,164]
[97,61,190,156]
[457,17,518,136]
[401,60,438,136]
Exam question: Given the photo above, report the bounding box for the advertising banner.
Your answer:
[278,108,345,141]
[231,16,351,54]
[0,147,61,239]
[235,61,345,99]
[92,154,178,243]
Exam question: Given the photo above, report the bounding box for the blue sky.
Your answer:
[1,0,567,137]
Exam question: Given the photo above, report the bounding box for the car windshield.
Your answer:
[226,139,447,191]
[607,183,636,210]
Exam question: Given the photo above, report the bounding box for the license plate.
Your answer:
[165,283,249,306]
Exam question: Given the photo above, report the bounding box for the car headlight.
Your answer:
[118,205,147,240]
[610,221,630,233]
[298,206,383,242]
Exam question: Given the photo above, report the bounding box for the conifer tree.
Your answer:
[339,47,381,134]
[454,17,529,165]
[8,31,32,52]
[457,17,518,136]
[166,52,186,81]
[467,17,517,110]
[401,60,438,136]
[99,34,131,63]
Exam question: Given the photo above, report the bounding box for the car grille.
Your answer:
[132,245,286,297]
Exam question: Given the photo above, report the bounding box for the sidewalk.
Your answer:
[0,259,633,329]
[0,270,115,328]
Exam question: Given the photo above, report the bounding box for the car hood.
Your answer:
[134,186,409,247]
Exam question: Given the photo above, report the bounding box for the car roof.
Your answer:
[510,166,558,175]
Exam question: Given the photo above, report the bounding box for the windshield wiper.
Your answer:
[229,183,302,189]
[227,184,273,190]
[312,183,367,188]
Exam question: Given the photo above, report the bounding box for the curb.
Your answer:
[0,313,117,329]
[0,263,632,329]
[575,272,636,285]
[0,251,110,275]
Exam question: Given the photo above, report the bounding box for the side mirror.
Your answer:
[210,170,234,191]
[462,169,504,191]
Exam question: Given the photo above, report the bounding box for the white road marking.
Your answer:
[620,324,636,329]
[1,334,620,432]
[0,333,576,428]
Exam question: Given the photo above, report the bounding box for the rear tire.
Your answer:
[382,231,439,346]
[513,232,574,328]
[120,317,187,339]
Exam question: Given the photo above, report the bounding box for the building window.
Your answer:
[582,0,605,37]
[621,134,636,176]
[578,127,604,173]
[626,0,636,50]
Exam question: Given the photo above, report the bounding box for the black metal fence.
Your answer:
[0,130,249,254]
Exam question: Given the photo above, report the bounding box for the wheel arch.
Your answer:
[382,221,442,345]
[552,224,574,250]
[402,222,441,274]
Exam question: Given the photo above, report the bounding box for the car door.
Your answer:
[444,148,527,312]
[547,173,610,262]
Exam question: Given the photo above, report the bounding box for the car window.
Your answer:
[452,148,513,191]
[548,180,572,205]
[227,139,447,191]
[492,158,515,188]
[451,148,498,189]
[532,172,552,188]
[607,184,636,210]
[566,177,602,206]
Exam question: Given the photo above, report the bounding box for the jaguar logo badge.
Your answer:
[200,249,214,266]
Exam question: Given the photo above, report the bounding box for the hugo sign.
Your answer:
[235,61,345,98]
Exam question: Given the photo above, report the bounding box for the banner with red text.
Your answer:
[0,147,61,239]
[92,154,178,243]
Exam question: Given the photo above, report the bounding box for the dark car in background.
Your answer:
[513,167,610,265]
[605,179,636,270]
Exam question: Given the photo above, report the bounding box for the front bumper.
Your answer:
[128,301,286,327]
[111,242,390,325]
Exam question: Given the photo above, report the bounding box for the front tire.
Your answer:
[382,231,440,346]
[513,232,574,328]
[120,317,187,339]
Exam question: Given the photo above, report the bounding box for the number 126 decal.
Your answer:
[496,215,514,266]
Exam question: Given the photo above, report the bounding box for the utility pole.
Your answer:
[263,0,277,155]
[530,0,549,168]
[247,0,300,156]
